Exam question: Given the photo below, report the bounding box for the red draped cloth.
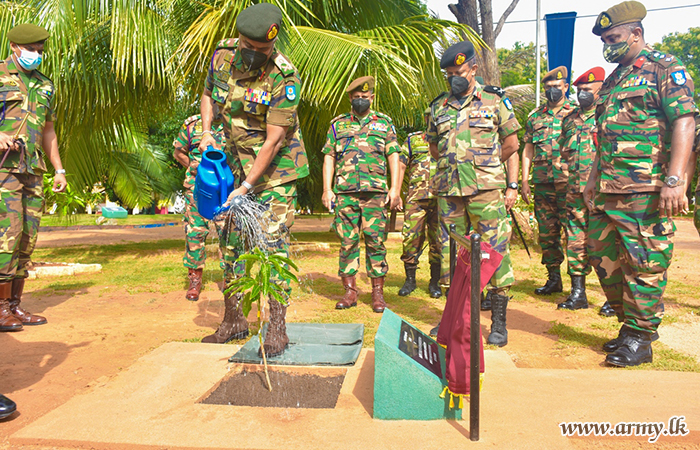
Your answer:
[436,238,502,398]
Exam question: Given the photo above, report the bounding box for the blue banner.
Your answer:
[545,12,577,89]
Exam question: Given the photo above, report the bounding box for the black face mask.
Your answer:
[577,90,595,109]
[351,98,371,114]
[447,76,471,96]
[545,87,563,103]
[240,48,269,71]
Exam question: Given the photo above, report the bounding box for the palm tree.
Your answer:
[1,0,181,208]
[2,0,483,208]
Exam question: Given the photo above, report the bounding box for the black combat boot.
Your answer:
[428,263,442,298]
[0,394,17,420]
[534,266,563,295]
[487,293,509,347]
[398,264,417,297]
[429,322,440,337]
[481,290,492,311]
[605,326,653,367]
[603,326,659,353]
[557,275,588,310]
[599,301,616,317]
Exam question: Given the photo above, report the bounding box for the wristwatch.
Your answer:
[665,175,684,188]
[507,182,518,190]
[55,169,66,174]
[241,180,254,192]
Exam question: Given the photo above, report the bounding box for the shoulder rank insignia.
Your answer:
[503,97,513,110]
[671,70,687,86]
[285,85,297,101]
[244,88,271,105]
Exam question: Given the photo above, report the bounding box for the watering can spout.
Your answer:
[194,147,235,220]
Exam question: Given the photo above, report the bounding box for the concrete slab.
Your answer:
[11,342,700,449]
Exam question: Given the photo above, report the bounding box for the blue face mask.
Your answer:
[17,49,42,71]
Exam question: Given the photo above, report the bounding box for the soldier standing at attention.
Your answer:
[556,67,615,315]
[198,3,309,357]
[397,112,442,299]
[322,76,403,313]
[427,41,521,346]
[172,109,226,301]
[585,1,696,367]
[521,66,574,297]
[1,24,66,333]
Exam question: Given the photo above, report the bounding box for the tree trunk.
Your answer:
[448,0,521,86]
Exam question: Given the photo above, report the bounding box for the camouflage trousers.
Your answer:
[565,192,592,276]
[183,189,214,270]
[214,182,297,294]
[0,173,44,282]
[588,193,673,333]
[438,189,513,290]
[400,198,442,268]
[534,183,568,271]
[333,192,388,278]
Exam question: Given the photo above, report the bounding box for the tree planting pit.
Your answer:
[200,365,346,409]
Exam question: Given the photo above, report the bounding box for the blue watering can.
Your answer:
[194,147,235,220]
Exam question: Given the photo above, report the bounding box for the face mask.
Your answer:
[240,48,269,71]
[447,76,471,96]
[351,98,371,114]
[603,37,631,64]
[577,90,595,109]
[17,49,42,71]
[545,87,563,103]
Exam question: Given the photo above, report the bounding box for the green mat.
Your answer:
[229,323,364,366]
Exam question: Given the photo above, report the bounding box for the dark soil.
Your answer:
[201,369,345,409]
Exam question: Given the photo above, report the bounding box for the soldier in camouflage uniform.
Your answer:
[691,115,700,236]
[172,111,226,301]
[426,41,521,347]
[1,24,66,332]
[397,116,442,299]
[198,4,309,357]
[322,76,403,313]
[583,1,696,367]
[556,67,613,315]
[522,66,574,297]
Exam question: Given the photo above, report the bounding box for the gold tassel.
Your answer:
[439,386,448,399]
[449,394,455,409]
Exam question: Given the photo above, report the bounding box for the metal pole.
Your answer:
[469,233,481,442]
[535,0,541,108]
[449,224,457,281]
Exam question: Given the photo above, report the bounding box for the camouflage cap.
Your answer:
[7,23,49,45]
[346,76,375,93]
[543,66,568,83]
[592,1,647,36]
[573,67,606,86]
[440,41,475,69]
[236,3,283,43]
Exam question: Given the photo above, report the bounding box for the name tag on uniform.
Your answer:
[369,123,387,132]
[436,115,450,124]
[244,88,271,105]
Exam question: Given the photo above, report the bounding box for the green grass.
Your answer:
[41,213,184,227]
[29,229,700,371]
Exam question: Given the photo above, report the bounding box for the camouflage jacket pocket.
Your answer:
[211,78,229,104]
[614,87,649,123]
[0,86,22,102]
[473,154,504,190]
[436,115,451,135]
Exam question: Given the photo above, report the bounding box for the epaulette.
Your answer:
[183,114,201,128]
[215,38,237,50]
[330,113,351,124]
[429,91,448,107]
[373,111,394,123]
[647,50,677,68]
[273,53,296,78]
[483,85,506,97]
[527,106,543,118]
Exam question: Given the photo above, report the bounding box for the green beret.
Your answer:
[592,1,647,36]
[543,66,568,83]
[475,76,485,85]
[237,3,282,43]
[440,41,475,69]
[346,76,375,93]
[7,23,49,45]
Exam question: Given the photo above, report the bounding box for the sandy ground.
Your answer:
[2,216,699,449]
